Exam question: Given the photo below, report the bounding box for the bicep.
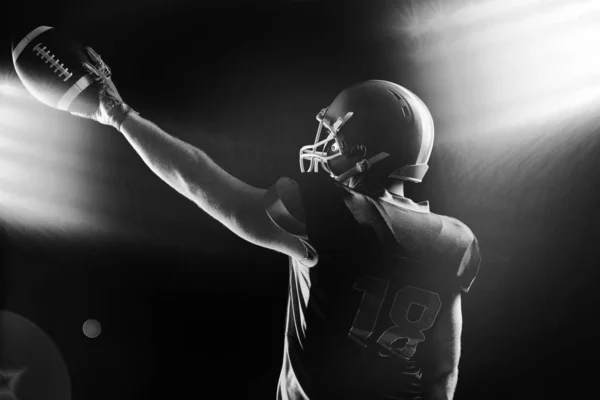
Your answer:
[233,184,310,261]
[186,164,308,262]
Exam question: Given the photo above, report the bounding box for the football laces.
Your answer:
[32,42,73,82]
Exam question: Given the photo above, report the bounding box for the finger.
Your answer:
[82,62,99,77]
[86,46,102,63]
[85,48,112,79]
[99,63,112,79]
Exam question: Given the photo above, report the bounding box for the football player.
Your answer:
[70,48,480,400]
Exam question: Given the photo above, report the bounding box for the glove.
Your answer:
[70,46,138,131]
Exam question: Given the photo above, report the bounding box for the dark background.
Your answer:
[1,0,599,399]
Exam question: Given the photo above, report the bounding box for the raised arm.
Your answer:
[116,111,308,260]
[13,37,310,262]
[59,46,308,261]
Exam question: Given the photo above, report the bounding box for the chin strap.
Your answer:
[334,152,390,183]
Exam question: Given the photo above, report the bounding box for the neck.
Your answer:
[344,176,406,197]
[385,180,405,197]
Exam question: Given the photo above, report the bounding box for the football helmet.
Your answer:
[299,80,434,186]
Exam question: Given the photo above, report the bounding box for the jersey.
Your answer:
[265,175,481,400]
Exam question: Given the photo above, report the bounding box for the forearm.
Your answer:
[117,111,241,222]
[119,112,205,197]
[115,109,304,258]
[423,370,458,400]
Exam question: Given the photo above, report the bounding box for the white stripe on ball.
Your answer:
[57,74,94,111]
[12,25,53,61]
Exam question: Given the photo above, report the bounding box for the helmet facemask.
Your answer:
[299,107,391,185]
[299,108,354,176]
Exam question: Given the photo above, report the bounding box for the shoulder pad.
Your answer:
[263,177,308,239]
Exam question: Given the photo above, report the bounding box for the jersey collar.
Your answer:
[380,190,430,213]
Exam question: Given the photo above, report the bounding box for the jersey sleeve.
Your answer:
[457,235,481,293]
[264,177,318,265]
[264,177,308,239]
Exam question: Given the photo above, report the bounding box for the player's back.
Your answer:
[275,177,479,400]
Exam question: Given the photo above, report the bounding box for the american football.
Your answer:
[11,26,100,115]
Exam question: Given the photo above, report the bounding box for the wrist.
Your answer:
[114,103,139,132]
